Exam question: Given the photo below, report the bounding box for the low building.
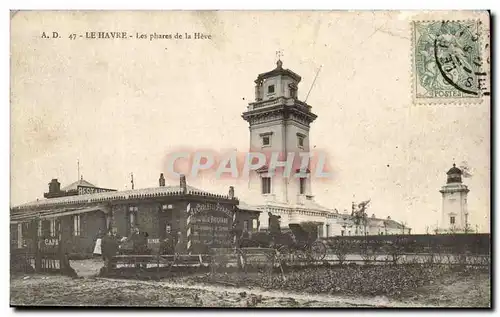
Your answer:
[323,212,411,237]
[10,174,260,256]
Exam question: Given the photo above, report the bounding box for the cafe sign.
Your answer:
[77,185,117,195]
[187,202,234,217]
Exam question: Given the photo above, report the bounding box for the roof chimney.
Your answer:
[49,179,61,194]
[159,173,165,187]
[372,214,376,218]
[179,174,187,194]
[228,186,235,199]
[387,216,391,220]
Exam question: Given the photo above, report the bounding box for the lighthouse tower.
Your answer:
[241,59,318,205]
[439,163,470,232]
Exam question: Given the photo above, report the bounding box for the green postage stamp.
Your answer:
[412,20,490,104]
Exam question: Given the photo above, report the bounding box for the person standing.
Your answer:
[128,226,147,268]
[101,228,119,272]
[231,220,243,248]
[93,229,104,259]
[160,224,174,255]
[268,213,281,246]
[174,232,185,255]
[128,226,141,254]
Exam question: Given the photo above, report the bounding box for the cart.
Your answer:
[238,223,327,263]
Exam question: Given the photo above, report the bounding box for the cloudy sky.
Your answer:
[11,11,490,233]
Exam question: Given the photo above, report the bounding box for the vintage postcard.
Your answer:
[10,11,491,308]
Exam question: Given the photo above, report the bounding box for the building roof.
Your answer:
[256,60,302,83]
[237,201,261,212]
[447,164,462,175]
[382,218,409,229]
[61,178,97,191]
[12,184,223,211]
[368,218,386,227]
[249,199,337,215]
[295,199,335,213]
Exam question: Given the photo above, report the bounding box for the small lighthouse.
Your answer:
[439,163,470,233]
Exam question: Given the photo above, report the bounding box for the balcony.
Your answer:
[247,97,312,112]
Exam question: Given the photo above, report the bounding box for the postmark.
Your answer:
[412,20,490,104]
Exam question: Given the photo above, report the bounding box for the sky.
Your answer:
[10,11,490,233]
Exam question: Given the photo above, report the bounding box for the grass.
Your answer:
[10,262,491,307]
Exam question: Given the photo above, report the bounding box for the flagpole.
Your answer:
[305,65,322,103]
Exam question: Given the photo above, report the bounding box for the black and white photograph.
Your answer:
[9,10,491,308]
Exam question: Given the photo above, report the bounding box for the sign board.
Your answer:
[77,185,117,195]
[187,202,234,249]
[187,202,233,218]
[40,237,61,254]
[43,238,59,246]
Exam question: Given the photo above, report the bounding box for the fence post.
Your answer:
[58,236,65,272]
[33,219,41,273]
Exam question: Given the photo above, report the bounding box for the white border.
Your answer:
[2,1,497,316]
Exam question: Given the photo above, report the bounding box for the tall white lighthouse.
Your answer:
[241,59,318,205]
[240,58,333,234]
[439,163,470,233]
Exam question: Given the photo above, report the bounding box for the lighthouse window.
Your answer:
[262,136,270,146]
[298,135,304,148]
[262,177,271,194]
[299,177,306,194]
[268,85,275,94]
[260,132,273,147]
[450,216,455,225]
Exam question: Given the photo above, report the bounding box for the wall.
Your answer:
[441,187,469,231]
[53,210,107,255]
[111,204,128,237]
[284,122,312,204]
[248,123,285,203]
[262,77,280,101]
[136,203,160,238]
[235,210,260,232]
[325,216,346,237]
[280,76,296,98]
[110,200,187,248]
[322,233,491,255]
[10,224,18,249]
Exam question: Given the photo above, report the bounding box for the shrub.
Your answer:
[360,240,381,264]
[382,236,408,265]
[329,239,352,266]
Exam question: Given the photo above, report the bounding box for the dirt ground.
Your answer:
[10,259,491,308]
[10,275,369,307]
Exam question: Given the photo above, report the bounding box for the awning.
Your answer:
[41,205,103,219]
[10,205,104,223]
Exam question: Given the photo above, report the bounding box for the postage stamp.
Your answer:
[412,20,490,104]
